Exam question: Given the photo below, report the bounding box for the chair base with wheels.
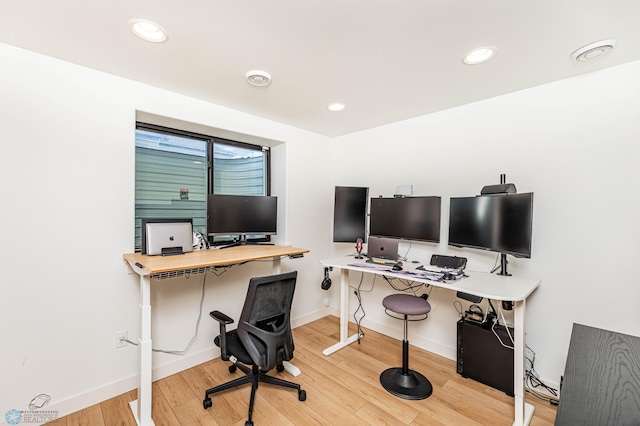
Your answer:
[203,357,306,426]
[379,293,433,400]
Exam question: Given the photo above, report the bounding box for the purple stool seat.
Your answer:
[383,294,431,316]
[380,293,433,400]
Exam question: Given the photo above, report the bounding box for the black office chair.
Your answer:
[203,271,306,426]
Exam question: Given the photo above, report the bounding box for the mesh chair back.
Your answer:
[237,271,297,370]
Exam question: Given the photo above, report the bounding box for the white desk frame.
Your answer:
[320,257,540,426]
[123,245,308,426]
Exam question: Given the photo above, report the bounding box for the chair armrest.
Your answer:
[210,310,234,325]
[210,310,234,361]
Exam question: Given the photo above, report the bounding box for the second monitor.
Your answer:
[369,196,441,243]
[207,194,277,245]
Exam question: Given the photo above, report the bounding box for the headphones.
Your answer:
[321,267,332,290]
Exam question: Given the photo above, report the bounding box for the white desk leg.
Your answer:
[129,274,155,426]
[513,299,534,426]
[273,256,301,375]
[323,268,361,355]
[272,257,282,274]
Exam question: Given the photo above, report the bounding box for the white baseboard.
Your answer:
[38,347,216,421]
[291,306,333,329]
[353,315,457,361]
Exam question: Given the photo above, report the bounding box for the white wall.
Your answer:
[327,59,640,388]
[0,42,333,417]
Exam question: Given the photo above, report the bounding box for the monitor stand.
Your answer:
[161,246,185,256]
[497,253,514,310]
[218,235,274,249]
[497,253,511,276]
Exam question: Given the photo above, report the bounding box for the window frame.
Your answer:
[135,122,272,249]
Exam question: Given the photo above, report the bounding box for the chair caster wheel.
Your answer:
[203,398,212,409]
[229,364,237,374]
[298,389,306,401]
[245,421,254,426]
[276,363,285,373]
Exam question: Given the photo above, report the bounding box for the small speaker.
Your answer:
[430,255,467,270]
[480,183,517,195]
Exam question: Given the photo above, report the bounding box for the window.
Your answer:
[134,123,270,249]
[212,142,268,196]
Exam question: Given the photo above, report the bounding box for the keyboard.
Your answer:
[416,265,446,274]
[416,265,465,281]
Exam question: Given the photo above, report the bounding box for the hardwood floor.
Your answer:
[48,316,557,425]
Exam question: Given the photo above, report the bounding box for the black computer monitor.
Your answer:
[207,194,277,237]
[333,186,369,243]
[448,193,534,258]
[369,196,441,243]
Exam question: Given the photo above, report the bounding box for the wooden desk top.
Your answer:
[124,245,309,275]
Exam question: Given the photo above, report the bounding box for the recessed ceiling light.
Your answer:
[327,103,346,112]
[245,70,272,86]
[128,19,168,43]
[571,39,617,62]
[463,46,497,65]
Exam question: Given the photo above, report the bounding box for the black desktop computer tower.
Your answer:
[456,319,514,396]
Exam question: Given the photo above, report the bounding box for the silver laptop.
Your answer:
[366,236,399,262]
[145,222,194,256]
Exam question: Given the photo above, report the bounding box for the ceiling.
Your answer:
[2,1,639,137]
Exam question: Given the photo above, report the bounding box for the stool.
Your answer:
[379,293,433,400]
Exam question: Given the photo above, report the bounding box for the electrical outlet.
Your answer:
[115,330,128,349]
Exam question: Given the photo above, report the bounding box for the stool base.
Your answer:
[380,367,433,400]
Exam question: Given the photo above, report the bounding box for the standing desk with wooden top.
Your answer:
[123,245,309,426]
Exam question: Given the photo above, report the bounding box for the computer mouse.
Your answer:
[392,263,403,271]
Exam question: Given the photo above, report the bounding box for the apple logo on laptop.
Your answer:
[169,236,174,241]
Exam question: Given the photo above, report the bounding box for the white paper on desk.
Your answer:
[398,270,445,281]
[347,262,392,271]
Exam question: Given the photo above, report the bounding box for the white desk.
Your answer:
[123,245,309,426]
[320,256,540,426]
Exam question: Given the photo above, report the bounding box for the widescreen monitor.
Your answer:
[333,186,369,243]
[369,196,441,243]
[448,192,534,258]
[207,194,277,236]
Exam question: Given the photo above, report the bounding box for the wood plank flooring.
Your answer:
[48,316,556,425]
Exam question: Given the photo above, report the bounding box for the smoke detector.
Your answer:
[245,70,272,86]
[571,39,617,62]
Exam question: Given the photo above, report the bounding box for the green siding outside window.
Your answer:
[134,125,269,249]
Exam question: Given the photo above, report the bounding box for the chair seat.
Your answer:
[383,294,431,316]
[217,330,253,365]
